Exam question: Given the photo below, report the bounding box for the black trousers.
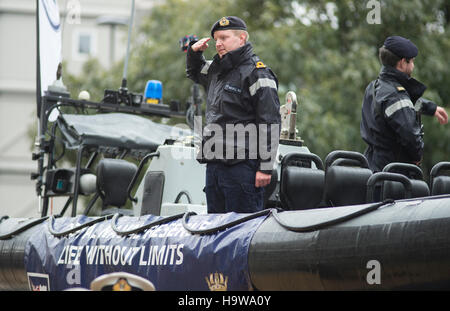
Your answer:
[205,160,264,213]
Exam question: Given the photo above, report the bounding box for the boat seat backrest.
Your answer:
[281,166,324,210]
[382,179,430,200]
[325,165,373,206]
[96,158,137,208]
[280,152,324,210]
[324,150,372,206]
[431,176,450,195]
[430,162,450,196]
[382,162,429,200]
[140,171,165,216]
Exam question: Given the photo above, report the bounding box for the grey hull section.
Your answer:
[249,196,450,290]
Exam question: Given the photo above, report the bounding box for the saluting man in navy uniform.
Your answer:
[360,35,448,172]
[186,16,281,213]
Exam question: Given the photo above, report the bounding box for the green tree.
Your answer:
[65,0,449,177]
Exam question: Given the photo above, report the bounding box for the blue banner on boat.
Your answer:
[24,213,266,291]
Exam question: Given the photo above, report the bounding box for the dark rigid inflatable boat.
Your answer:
[2,97,449,291]
[1,195,450,290]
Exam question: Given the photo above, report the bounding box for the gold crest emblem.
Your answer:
[205,272,228,291]
[256,61,266,68]
[219,17,230,26]
[112,278,132,291]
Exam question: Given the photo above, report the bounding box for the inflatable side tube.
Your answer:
[248,196,450,290]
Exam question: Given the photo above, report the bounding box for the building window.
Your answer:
[78,34,91,54]
[72,29,97,60]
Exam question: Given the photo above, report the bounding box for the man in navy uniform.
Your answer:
[186,16,281,213]
[361,35,448,172]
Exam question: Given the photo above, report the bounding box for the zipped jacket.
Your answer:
[360,65,436,172]
[186,42,281,173]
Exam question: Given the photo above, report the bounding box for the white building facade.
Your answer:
[0,0,152,218]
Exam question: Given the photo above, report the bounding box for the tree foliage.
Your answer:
[65,0,449,177]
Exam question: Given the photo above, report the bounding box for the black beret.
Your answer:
[383,36,418,59]
[211,16,247,38]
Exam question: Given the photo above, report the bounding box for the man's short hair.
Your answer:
[379,46,401,67]
[233,30,249,42]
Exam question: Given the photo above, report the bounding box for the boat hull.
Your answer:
[1,196,450,290]
[249,196,450,290]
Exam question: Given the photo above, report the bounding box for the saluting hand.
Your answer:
[191,37,211,52]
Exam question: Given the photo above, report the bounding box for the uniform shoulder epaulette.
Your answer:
[396,86,406,92]
[255,61,266,69]
[250,56,267,69]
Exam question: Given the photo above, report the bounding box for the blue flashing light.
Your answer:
[144,80,163,104]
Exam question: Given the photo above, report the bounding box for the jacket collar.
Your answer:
[213,42,254,74]
[379,65,426,103]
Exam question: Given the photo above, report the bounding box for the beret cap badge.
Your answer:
[211,16,247,37]
[219,17,230,26]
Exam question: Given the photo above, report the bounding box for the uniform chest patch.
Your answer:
[224,84,242,94]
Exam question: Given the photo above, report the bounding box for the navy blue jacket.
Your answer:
[186,42,281,174]
[360,66,436,172]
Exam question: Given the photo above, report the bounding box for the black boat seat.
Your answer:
[382,163,429,200]
[366,172,412,203]
[430,162,450,195]
[97,158,137,208]
[324,150,372,206]
[280,152,324,210]
[140,171,165,216]
[383,179,429,200]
